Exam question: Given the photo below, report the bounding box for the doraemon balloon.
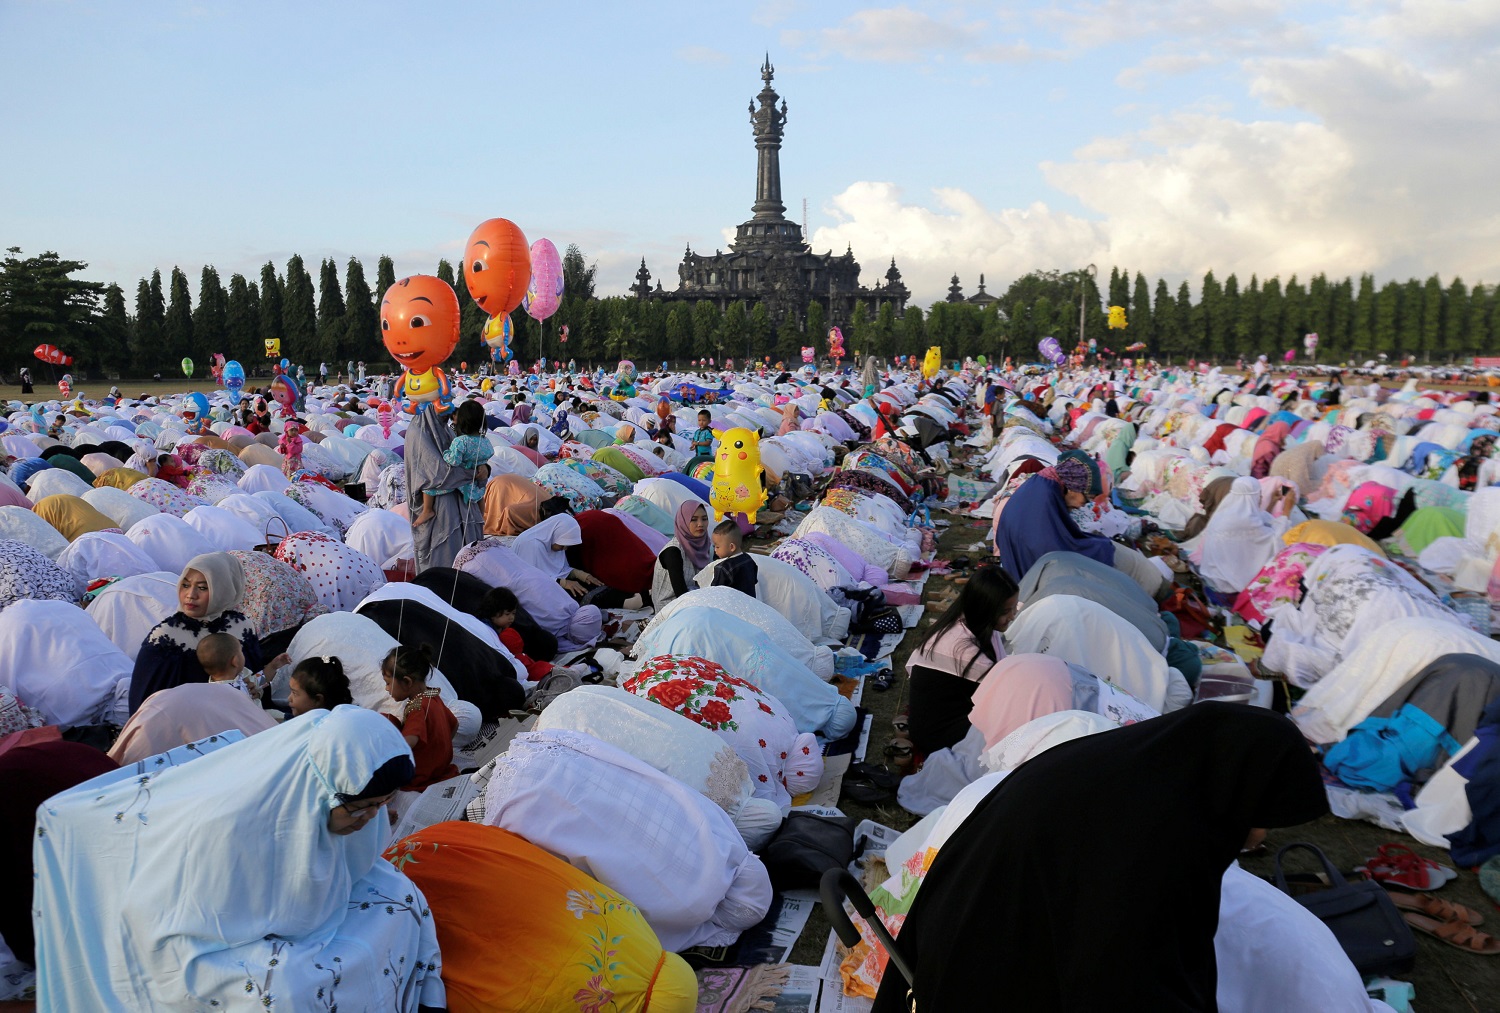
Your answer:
[182,392,212,435]
[223,360,246,402]
[709,427,768,523]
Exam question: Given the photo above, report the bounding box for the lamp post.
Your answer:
[1078,263,1097,358]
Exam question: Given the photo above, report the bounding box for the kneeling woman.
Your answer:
[32,706,446,1011]
[128,552,289,714]
[905,566,1020,754]
[994,457,1167,601]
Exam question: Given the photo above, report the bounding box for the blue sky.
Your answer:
[3,1,1497,305]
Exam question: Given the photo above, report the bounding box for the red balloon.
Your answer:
[33,344,71,365]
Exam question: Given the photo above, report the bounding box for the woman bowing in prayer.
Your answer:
[872,705,1327,1012]
[32,706,447,1011]
[127,552,288,714]
[513,512,602,599]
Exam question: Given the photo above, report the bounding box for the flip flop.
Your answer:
[1401,912,1500,955]
[846,762,903,790]
[1389,892,1485,927]
[842,781,894,806]
[869,669,895,692]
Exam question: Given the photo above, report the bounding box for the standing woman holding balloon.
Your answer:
[383,274,477,573]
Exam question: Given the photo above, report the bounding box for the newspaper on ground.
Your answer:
[389,774,481,841]
[818,932,874,1013]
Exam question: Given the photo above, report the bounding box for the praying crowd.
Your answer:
[1,353,1498,1010]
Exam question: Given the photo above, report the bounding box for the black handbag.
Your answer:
[1272,842,1415,976]
[759,812,855,891]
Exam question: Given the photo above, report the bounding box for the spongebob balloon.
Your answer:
[710,427,768,523]
[922,345,942,381]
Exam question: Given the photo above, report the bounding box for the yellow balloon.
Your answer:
[922,345,942,380]
[709,427,768,523]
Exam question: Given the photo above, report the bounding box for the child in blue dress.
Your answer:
[415,398,493,527]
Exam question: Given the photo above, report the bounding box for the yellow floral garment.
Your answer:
[385,821,697,1013]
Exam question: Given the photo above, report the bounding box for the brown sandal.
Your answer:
[1401,913,1500,954]
[1389,892,1484,926]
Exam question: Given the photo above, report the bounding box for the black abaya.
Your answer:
[871,704,1326,1012]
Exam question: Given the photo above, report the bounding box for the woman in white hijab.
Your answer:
[33,709,446,1011]
[477,727,773,952]
[1005,594,1192,713]
[512,512,602,597]
[1199,476,1295,595]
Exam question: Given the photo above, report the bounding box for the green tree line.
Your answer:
[4,245,1500,381]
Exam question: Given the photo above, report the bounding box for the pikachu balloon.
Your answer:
[710,427,768,523]
[922,345,942,381]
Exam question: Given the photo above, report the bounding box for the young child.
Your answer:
[196,632,264,701]
[710,518,758,597]
[287,655,354,717]
[382,645,458,792]
[690,410,715,463]
[415,399,493,527]
[480,586,553,682]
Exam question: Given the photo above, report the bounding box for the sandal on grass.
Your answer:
[1401,912,1500,955]
[847,762,903,790]
[1361,844,1457,891]
[842,781,895,806]
[884,736,915,771]
[869,669,895,692]
[1389,892,1485,927]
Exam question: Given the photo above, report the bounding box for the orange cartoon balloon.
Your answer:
[463,218,531,318]
[381,275,460,413]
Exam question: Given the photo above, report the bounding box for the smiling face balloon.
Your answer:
[381,275,460,373]
[381,275,460,413]
[709,427,768,523]
[463,218,530,319]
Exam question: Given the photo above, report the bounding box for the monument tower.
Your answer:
[638,57,908,327]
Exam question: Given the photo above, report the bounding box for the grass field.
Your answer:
[787,455,1500,1012]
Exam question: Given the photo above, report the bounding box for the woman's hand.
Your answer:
[571,569,603,587]
[561,578,588,598]
[264,653,291,676]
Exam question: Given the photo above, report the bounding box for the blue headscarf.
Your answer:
[994,472,1115,581]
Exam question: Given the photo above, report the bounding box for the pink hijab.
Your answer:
[672,500,712,569]
[967,653,1074,750]
[108,681,276,765]
[777,402,800,437]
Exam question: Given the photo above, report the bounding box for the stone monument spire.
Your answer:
[749,53,789,222]
[733,56,802,251]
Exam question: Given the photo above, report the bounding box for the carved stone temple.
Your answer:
[633,56,909,326]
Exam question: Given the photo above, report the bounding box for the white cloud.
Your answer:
[794,2,1500,304]
[809,182,1105,302]
[677,45,731,65]
[796,5,1052,64]
[752,0,803,28]
[816,6,977,62]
